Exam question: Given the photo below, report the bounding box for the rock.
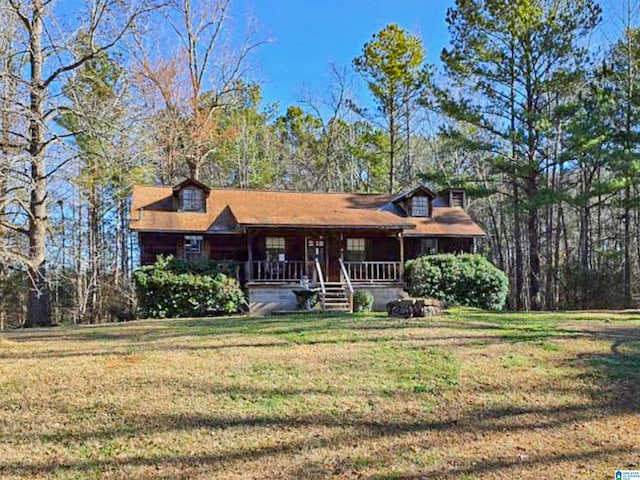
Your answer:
[386,297,443,318]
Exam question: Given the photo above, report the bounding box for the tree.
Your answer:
[440,0,601,310]
[133,0,266,182]
[602,22,640,306]
[4,0,159,327]
[353,24,431,193]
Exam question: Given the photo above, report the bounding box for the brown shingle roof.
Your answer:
[129,185,485,236]
[403,207,486,237]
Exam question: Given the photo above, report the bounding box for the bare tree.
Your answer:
[132,0,267,181]
[3,0,160,327]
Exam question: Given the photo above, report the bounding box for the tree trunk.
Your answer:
[25,0,52,327]
[527,176,541,310]
[624,184,632,306]
[388,103,396,194]
[513,181,524,310]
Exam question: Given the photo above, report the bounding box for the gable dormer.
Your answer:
[392,185,436,217]
[172,178,210,213]
[435,188,465,209]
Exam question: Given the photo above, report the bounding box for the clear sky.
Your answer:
[230,0,456,111]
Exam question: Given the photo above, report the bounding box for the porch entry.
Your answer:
[305,236,332,283]
[249,232,402,283]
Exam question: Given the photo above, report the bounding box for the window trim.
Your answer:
[450,190,465,208]
[345,238,366,262]
[411,196,430,217]
[265,236,286,261]
[184,235,204,261]
[420,238,438,255]
[180,188,204,212]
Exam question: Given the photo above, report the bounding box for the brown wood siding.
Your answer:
[140,233,179,265]
[208,235,247,261]
[439,237,473,253]
[404,236,474,260]
[365,235,399,261]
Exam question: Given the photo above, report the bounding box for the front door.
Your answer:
[306,237,327,283]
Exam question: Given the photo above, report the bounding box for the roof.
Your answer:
[403,207,486,237]
[392,185,436,203]
[129,185,485,236]
[172,177,211,194]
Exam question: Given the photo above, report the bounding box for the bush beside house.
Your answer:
[133,256,246,318]
[404,254,508,311]
[353,290,374,313]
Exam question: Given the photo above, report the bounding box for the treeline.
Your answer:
[1,0,640,326]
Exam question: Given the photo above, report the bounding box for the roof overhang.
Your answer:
[403,232,486,238]
[242,224,414,230]
[172,177,211,194]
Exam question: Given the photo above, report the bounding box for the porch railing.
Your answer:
[248,260,402,283]
[250,260,311,282]
[343,261,402,282]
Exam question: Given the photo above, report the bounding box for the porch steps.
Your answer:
[321,282,352,313]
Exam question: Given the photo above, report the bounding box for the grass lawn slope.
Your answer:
[1,308,640,479]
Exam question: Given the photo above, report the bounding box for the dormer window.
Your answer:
[450,191,464,208]
[181,188,204,212]
[411,196,429,217]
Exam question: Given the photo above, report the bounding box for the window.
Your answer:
[265,237,286,261]
[411,196,429,216]
[345,238,366,262]
[184,235,203,261]
[451,191,464,208]
[181,188,204,212]
[420,238,438,255]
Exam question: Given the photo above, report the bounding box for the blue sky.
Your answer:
[52,0,622,114]
[230,0,456,110]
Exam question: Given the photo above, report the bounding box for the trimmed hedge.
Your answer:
[404,254,508,311]
[353,290,374,313]
[133,256,246,318]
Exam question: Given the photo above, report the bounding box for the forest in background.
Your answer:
[2,0,640,326]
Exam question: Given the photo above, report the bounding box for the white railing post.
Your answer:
[339,258,354,313]
[314,258,326,311]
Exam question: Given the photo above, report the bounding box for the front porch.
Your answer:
[138,228,476,314]
[246,229,404,285]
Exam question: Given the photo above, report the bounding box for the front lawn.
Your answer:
[1,309,640,479]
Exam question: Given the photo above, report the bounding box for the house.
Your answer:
[129,179,485,314]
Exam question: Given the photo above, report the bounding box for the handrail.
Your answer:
[314,257,326,312]
[338,258,354,294]
[314,258,326,295]
[338,257,354,313]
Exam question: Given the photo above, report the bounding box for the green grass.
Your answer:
[2,308,640,479]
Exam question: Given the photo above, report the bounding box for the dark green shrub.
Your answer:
[133,256,246,318]
[159,256,240,277]
[404,254,508,311]
[353,290,374,313]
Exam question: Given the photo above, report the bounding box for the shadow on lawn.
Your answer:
[0,329,585,360]
[1,400,634,477]
[3,320,640,478]
[577,328,640,413]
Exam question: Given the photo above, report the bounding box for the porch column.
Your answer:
[246,230,253,281]
[398,231,404,281]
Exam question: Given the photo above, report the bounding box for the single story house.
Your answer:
[129,179,485,314]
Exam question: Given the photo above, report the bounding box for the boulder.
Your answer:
[386,297,443,318]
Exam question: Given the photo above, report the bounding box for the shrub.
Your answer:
[133,256,246,318]
[353,290,374,313]
[404,254,508,311]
